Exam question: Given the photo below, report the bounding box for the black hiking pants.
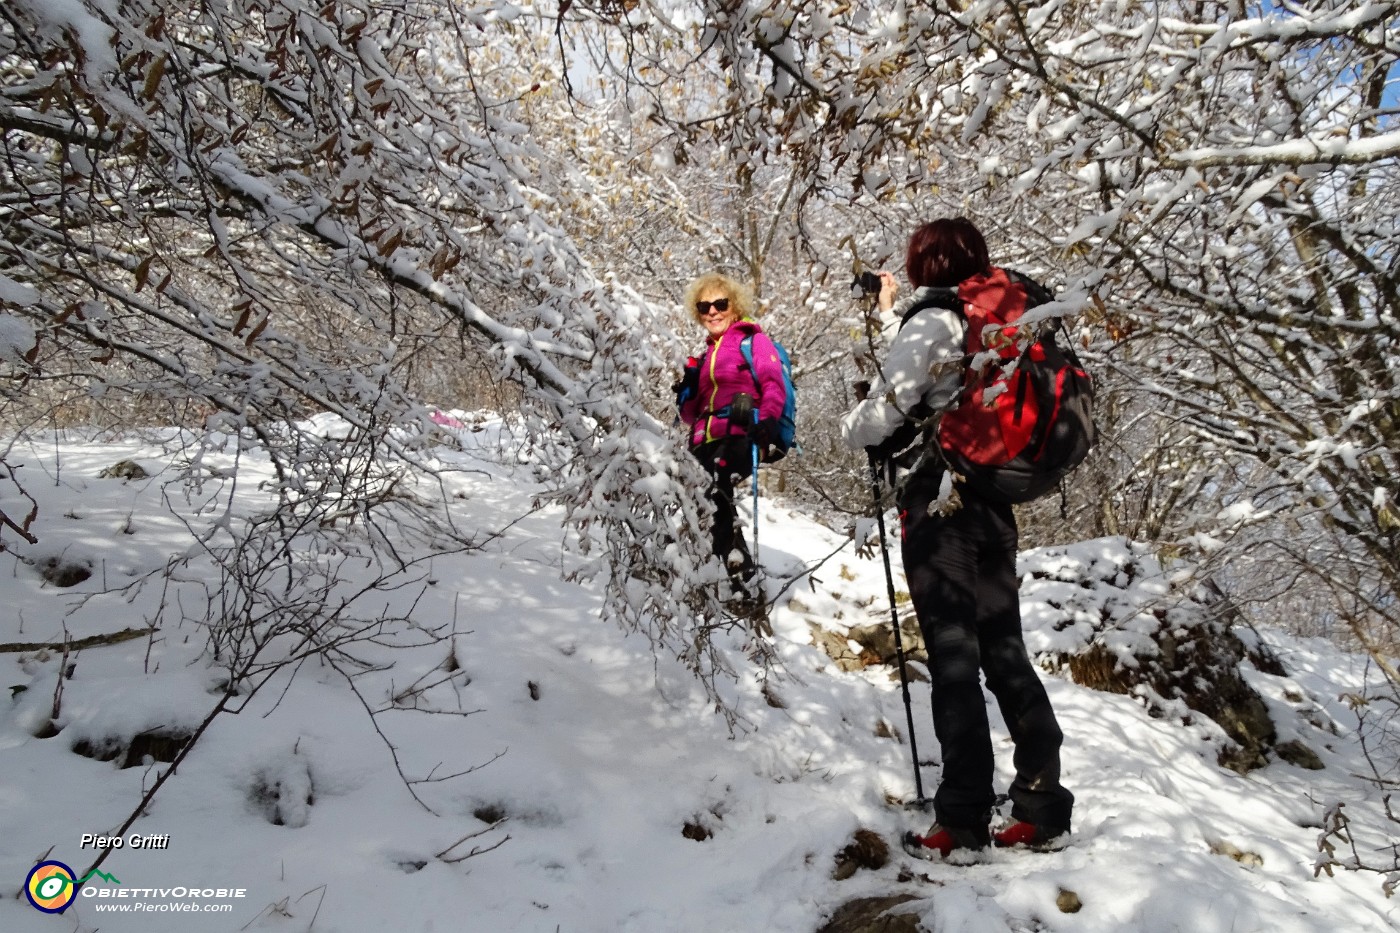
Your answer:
[691,436,756,581]
[899,469,1074,832]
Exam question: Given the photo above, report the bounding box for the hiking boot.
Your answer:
[726,593,771,635]
[992,821,1068,851]
[726,548,756,581]
[901,823,989,860]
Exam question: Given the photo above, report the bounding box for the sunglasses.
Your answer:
[696,298,731,316]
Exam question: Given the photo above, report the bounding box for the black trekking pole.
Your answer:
[726,393,765,620]
[748,406,765,624]
[749,407,760,572]
[853,271,929,807]
[729,392,759,563]
[867,452,927,805]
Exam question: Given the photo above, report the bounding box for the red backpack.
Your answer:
[934,269,1095,504]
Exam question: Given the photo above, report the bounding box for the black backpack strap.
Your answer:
[1013,366,1030,424]
[1003,269,1055,309]
[872,290,968,469]
[899,287,961,329]
[901,288,980,373]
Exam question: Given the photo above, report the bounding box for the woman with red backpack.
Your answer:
[674,273,787,601]
[842,218,1075,858]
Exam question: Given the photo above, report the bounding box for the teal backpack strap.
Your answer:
[740,332,797,458]
[739,335,761,395]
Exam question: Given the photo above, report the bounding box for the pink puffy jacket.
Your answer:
[679,321,787,448]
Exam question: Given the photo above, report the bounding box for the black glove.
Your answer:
[748,416,779,445]
[748,416,780,462]
[865,419,922,463]
[673,359,700,407]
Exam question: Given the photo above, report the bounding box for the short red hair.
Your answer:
[905,218,990,288]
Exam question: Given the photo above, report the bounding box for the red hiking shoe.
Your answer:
[901,823,990,860]
[992,821,1068,851]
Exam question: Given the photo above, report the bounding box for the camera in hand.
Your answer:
[729,392,755,426]
[853,271,882,296]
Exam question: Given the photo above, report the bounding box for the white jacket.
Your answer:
[841,287,965,451]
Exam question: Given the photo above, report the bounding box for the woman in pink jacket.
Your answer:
[675,273,787,595]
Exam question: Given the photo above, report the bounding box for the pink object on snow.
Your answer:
[431,410,466,428]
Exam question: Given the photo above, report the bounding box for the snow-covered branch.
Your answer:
[1164,130,1400,168]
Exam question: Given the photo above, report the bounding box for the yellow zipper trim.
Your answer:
[703,332,727,443]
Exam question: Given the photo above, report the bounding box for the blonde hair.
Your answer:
[683,272,757,323]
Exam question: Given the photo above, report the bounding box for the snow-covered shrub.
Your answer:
[1021,538,1278,773]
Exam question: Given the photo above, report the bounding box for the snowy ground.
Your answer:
[2,418,1396,932]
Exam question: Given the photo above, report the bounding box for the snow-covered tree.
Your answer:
[5,0,1397,704]
[914,1,1400,660]
[561,0,1399,655]
[0,1,739,698]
